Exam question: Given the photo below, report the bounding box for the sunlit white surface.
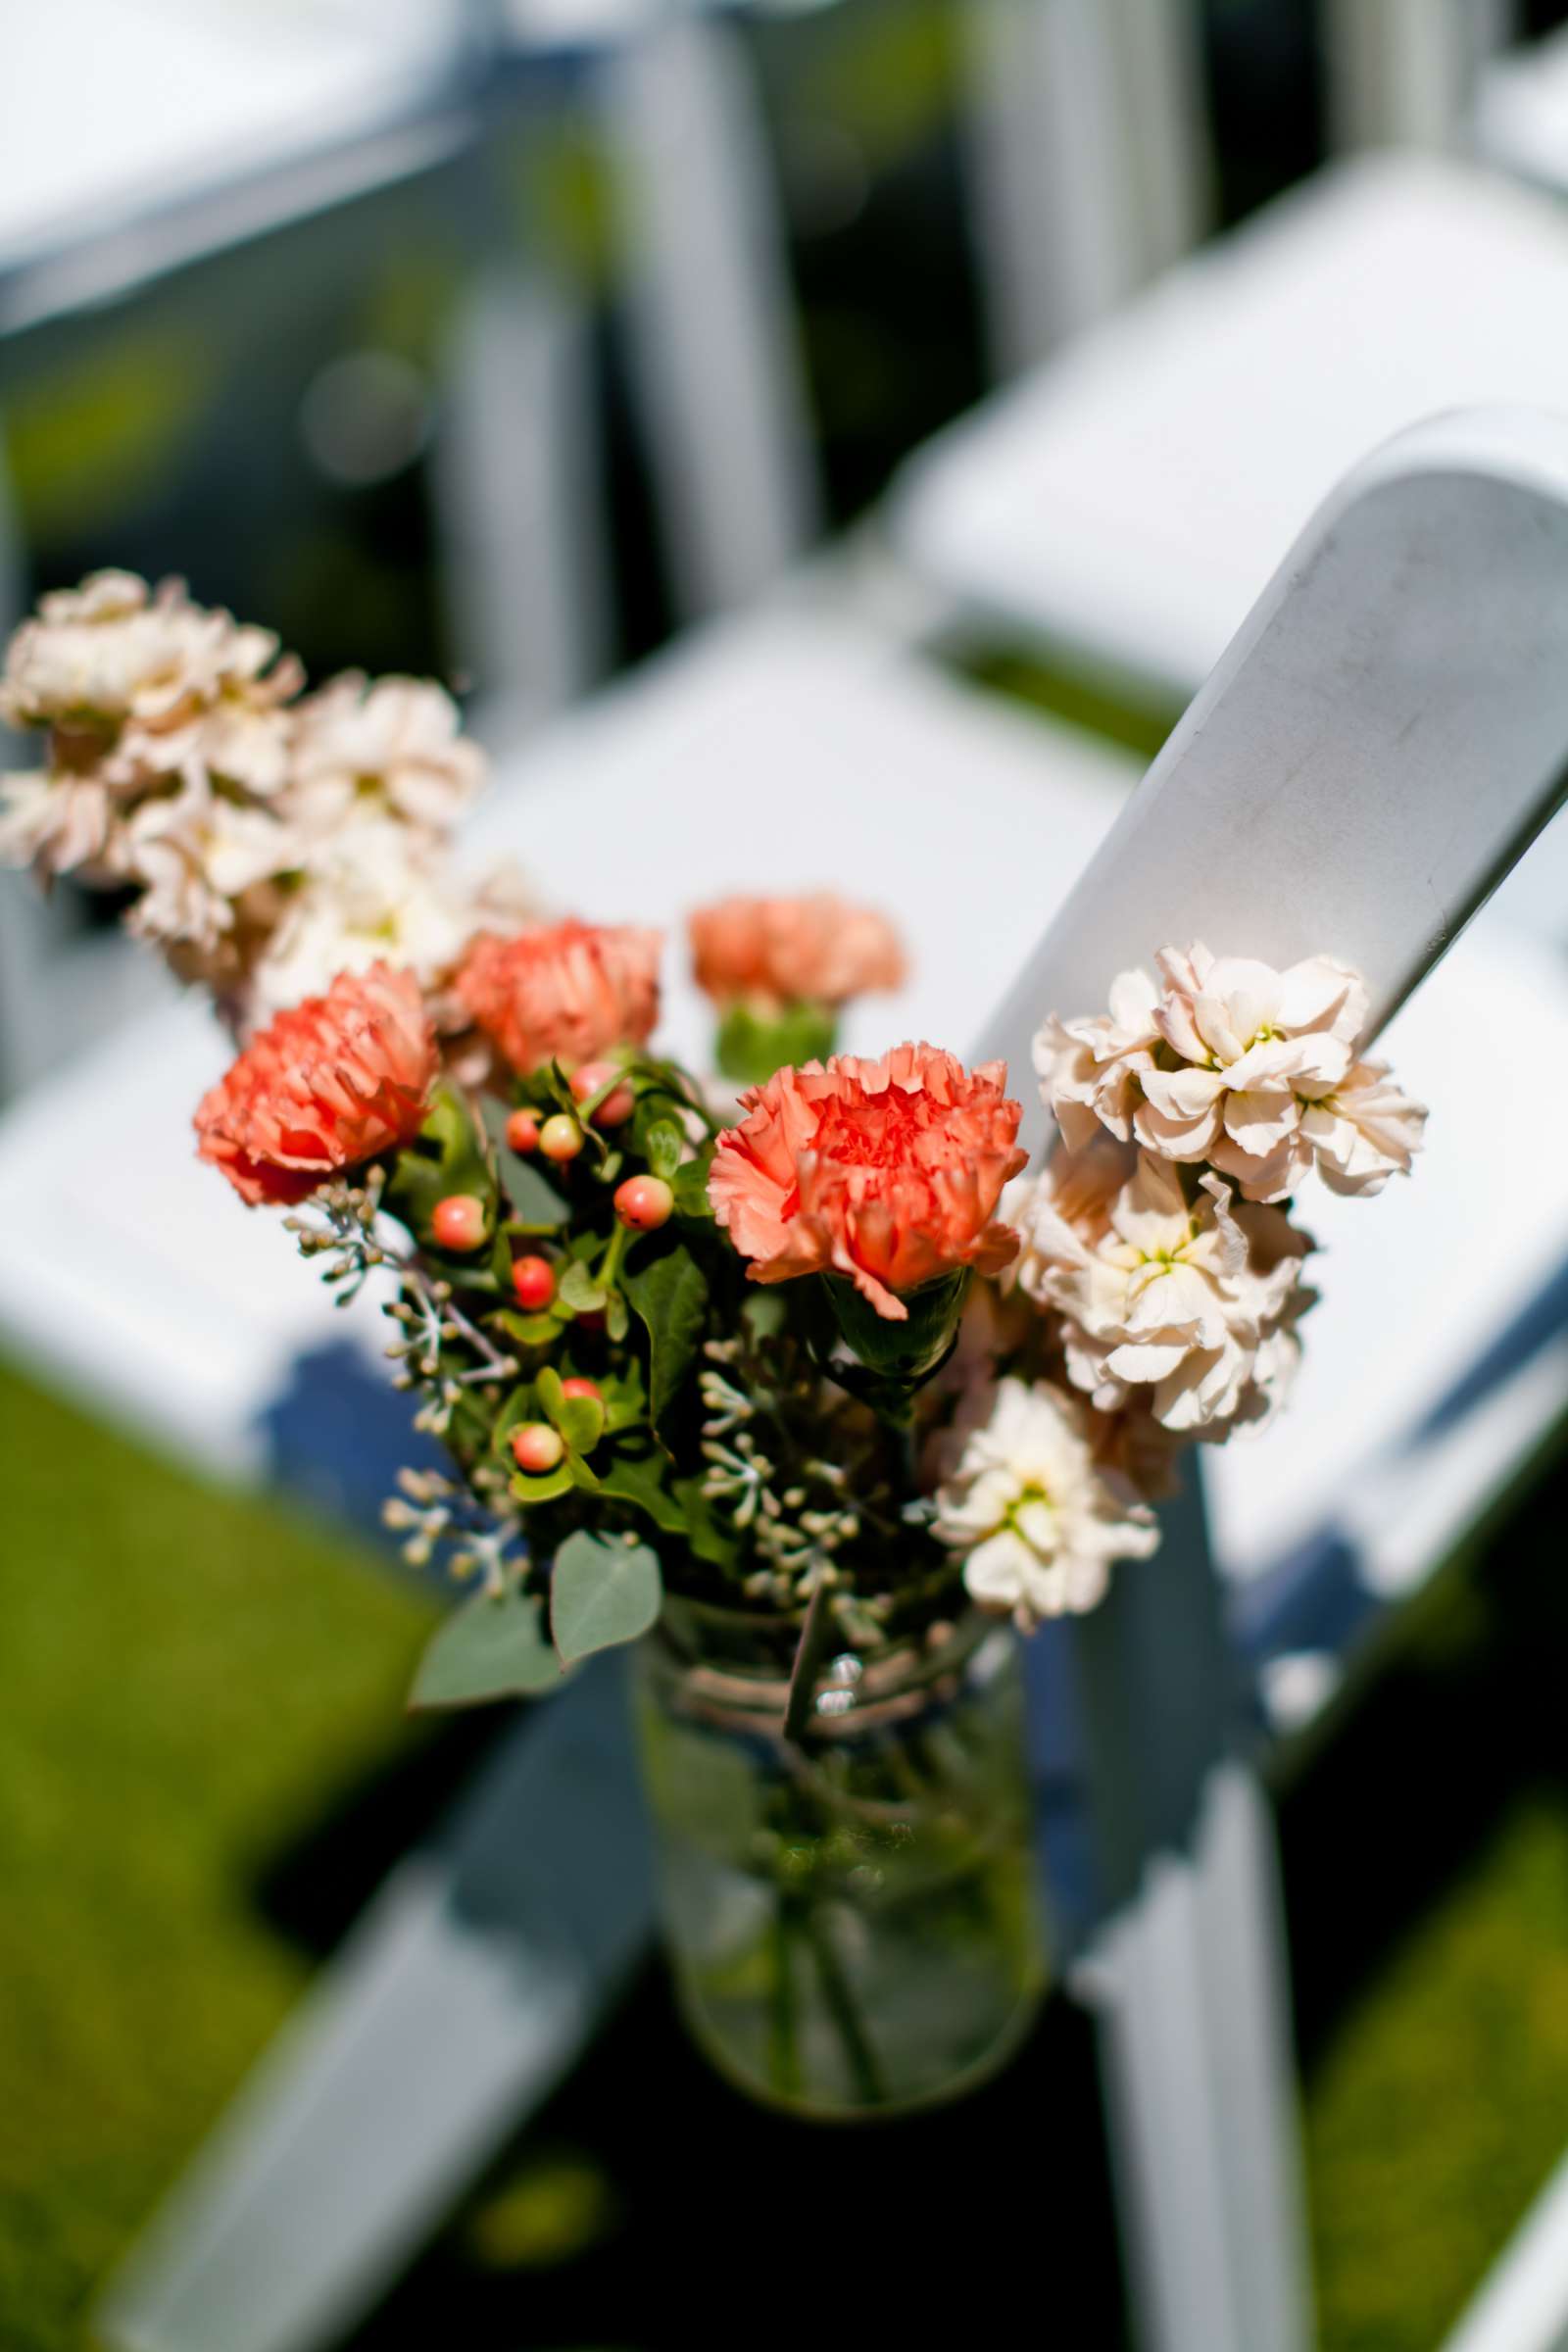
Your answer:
[0,0,464,263]
[894,156,1568,701]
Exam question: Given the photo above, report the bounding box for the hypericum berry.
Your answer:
[511,1254,556,1311]
[560,1376,604,1404]
[431,1194,486,1251]
[505,1109,541,1153]
[613,1173,674,1231]
[538,1113,585,1163]
[569,1061,635,1127]
[510,1422,564,1475]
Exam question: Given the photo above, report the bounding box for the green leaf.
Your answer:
[671,1476,740,1568]
[387,1083,493,1240]
[551,1531,662,1664]
[595,1445,689,1535]
[537,1364,606,1455]
[645,1119,683,1181]
[410,1585,566,1709]
[671,1151,715,1220]
[510,1463,573,1506]
[623,1243,709,1426]
[558,1260,608,1315]
[605,1290,629,1344]
[494,1308,564,1348]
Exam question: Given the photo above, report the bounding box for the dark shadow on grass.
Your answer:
[339,1965,1126,2352]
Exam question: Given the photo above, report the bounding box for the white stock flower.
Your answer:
[1012,1145,1312,1434]
[241,815,478,1026]
[285,673,484,839]
[1034,966,1161,1152]
[0,768,118,881]
[1132,943,1366,1200]
[0,571,295,737]
[121,786,303,955]
[932,1375,1159,1628]
[1298,1057,1428,1197]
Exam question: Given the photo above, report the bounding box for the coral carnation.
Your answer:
[708,1042,1027,1320]
[454,919,662,1075]
[690,893,906,1011]
[195,962,436,1205]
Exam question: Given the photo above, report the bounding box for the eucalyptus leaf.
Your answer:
[410,1585,566,1709]
[551,1531,662,1664]
[623,1243,709,1425]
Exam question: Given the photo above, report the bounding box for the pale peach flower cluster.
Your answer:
[690,892,906,1012]
[1036,943,1427,1202]
[1008,1141,1311,1435]
[0,570,513,1030]
[931,1374,1159,1626]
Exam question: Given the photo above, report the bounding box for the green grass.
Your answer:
[1305,1797,1568,2350]
[0,1357,433,2352]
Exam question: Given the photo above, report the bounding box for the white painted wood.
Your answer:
[1322,0,1486,152]
[600,15,822,616]
[1443,2144,1568,2352]
[434,268,612,717]
[891,155,1568,706]
[1114,0,1212,277]
[976,405,1568,1129]
[1476,19,1568,193]
[977,406,1568,2352]
[960,0,1143,373]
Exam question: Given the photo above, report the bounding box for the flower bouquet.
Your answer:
[1,574,1428,2119]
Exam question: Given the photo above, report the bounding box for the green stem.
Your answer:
[801,1901,888,2109]
[769,1900,804,2101]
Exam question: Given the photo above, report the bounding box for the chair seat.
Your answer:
[891,154,1568,707]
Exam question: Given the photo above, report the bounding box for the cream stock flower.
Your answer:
[286,673,484,839]
[1298,1057,1428,1197]
[0,768,118,882]
[121,786,304,956]
[1034,966,1160,1152]
[1133,944,1365,1200]
[932,1375,1159,1627]
[1033,944,1418,1204]
[241,817,479,1027]
[1011,1145,1312,1434]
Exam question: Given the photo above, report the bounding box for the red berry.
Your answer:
[511,1254,556,1311]
[560,1376,604,1404]
[614,1173,674,1232]
[538,1112,585,1162]
[511,1422,564,1475]
[431,1194,486,1251]
[505,1109,540,1153]
[570,1061,635,1127]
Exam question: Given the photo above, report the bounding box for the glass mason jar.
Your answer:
[634,1607,1050,2121]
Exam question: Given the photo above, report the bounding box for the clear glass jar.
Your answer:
[634,1611,1050,2121]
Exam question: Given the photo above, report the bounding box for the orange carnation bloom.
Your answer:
[454,918,662,1074]
[195,962,435,1205]
[689,892,905,1012]
[709,1042,1027,1319]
